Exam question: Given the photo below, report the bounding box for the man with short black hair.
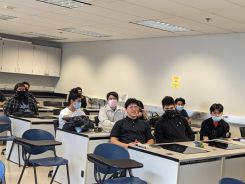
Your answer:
[110,98,154,148]
[4,83,38,116]
[99,91,126,132]
[175,97,191,124]
[22,81,39,104]
[154,96,194,143]
[200,103,230,141]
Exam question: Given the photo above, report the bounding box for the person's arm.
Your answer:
[184,119,195,141]
[98,107,115,129]
[145,122,155,144]
[3,99,11,115]
[222,122,230,138]
[154,121,172,143]
[200,120,209,141]
[110,137,136,148]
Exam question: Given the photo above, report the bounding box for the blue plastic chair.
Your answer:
[0,161,5,184]
[220,178,245,184]
[0,115,19,166]
[17,129,70,184]
[88,143,147,184]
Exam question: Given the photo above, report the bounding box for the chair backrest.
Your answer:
[22,129,55,155]
[220,178,245,184]
[0,161,5,184]
[240,127,245,137]
[53,120,59,135]
[0,115,12,133]
[94,143,129,174]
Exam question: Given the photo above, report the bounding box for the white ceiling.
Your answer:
[1,0,245,42]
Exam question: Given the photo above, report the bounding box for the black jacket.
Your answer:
[200,118,230,140]
[154,114,195,143]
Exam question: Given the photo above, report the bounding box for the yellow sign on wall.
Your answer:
[171,75,181,89]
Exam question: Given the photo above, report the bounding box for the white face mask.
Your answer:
[108,99,118,108]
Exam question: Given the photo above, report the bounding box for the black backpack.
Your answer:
[148,112,160,128]
[63,115,94,132]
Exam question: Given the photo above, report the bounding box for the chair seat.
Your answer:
[104,177,147,184]
[29,157,68,166]
[0,136,14,141]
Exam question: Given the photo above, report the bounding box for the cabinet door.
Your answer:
[32,45,48,76]
[2,40,19,73]
[18,43,33,74]
[47,47,61,77]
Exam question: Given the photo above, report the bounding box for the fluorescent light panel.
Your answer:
[59,27,111,37]
[131,20,190,32]
[37,0,91,8]
[22,32,65,40]
[0,14,17,20]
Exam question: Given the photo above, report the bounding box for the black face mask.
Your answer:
[16,91,26,98]
[164,110,176,118]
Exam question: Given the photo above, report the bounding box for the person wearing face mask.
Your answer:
[22,81,39,105]
[175,98,191,125]
[200,103,230,141]
[3,83,38,116]
[59,92,86,129]
[154,96,194,143]
[110,98,154,148]
[98,92,126,132]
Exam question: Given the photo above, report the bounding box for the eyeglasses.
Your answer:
[128,105,139,109]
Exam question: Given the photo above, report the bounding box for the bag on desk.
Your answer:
[148,112,160,128]
[63,115,94,132]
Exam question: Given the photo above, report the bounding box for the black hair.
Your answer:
[70,88,79,94]
[106,92,119,100]
[137,100,144,109]
[161,96,175,108]
[175,97,186,105]
[210,103,224,113]
[125,98,139,109]
[68,93,82,105]
[22,81,30,88]
[76,87,82,92]
[14,83,26,93]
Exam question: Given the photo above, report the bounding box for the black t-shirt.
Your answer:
[154,114,195,143]
[200,118,230,140]
[110,117,154,144]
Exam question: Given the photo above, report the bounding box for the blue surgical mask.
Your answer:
[212,116,222,122]
[73,102,81,110]
[176,105,184,112]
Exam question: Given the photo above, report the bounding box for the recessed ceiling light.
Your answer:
[0,14,16,20]
[59,27,111,38]
[22,32,65,40]
[131,20,190,32]
[36,0,91,9]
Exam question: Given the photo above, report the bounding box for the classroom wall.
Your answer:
[55,33,245,116]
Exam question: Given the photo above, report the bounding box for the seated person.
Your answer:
[200,103,230,141]
[0,90,6,107]
[3,83,38,116]
[98,92,126,132]
[175,97,191,124]
[154,96,194,143]
[59,92,86,129]
[137,100,148,121]
[22,81,39,105]
[110,98,154,148]
[74,87,87,108]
